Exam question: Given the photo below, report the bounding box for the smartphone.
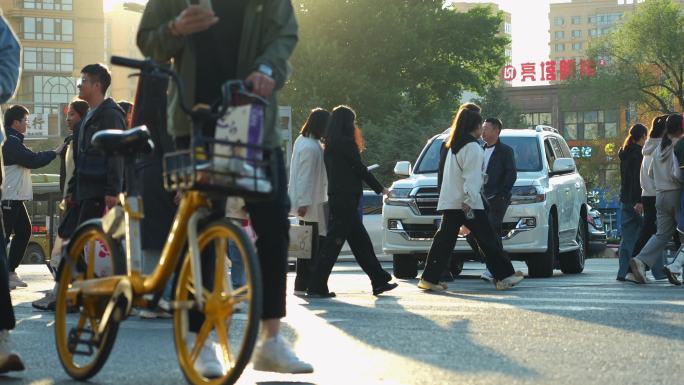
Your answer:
[198,0,213,11]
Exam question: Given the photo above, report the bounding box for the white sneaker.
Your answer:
[186,333,225,378]
[417,279,448,292]
[0,330,25,373]
[629,259,648,284]
[252,335,313,374]
[495,272,524,290]
[480,270,494,282]
[8,272,27,288]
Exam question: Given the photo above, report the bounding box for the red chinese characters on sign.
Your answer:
[540,61,556,81]
[502,65,517,81]
[520,62,536,82]
[559,59,576,81]
[580,59,596,78]
[501,59,602,82]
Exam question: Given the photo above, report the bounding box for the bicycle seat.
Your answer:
[91,126,154,155]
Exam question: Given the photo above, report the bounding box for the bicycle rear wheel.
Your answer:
[54,221,125,380]
[174,218,262,385]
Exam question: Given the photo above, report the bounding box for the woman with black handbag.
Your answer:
[419,103,523,292]
[307,105,397,298]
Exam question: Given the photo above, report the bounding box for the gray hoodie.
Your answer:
[640,137,661,197]
[650,138,682,192]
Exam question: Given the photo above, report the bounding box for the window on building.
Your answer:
[554,17,564,26]
[23,48,74,72]
[504,23,512,34]
[571,16,582,25]
[572,30,582,38]
[589,29,598,37]
[555,43,565,52]
[554,31,565,39]
[30,76,77,114]
[522,112,553,129]
[22,0,72,10]
[21,17,73,41]
[588,15,596,24]
[563,110,619,140]
[572,42,583,51]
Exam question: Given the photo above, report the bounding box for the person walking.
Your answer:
[418,103,523,292]
[1,105,62,289]
[67,63,125,226]
[32,99,88,311]
[662,114,684,284]
[630,114,684,284]
[138,0,312,375]
[307,105,397,298]
[288,108,330,295]
[616,123,648,281]
[468,117,517,283]
[629,116,669,281]
[0,13,25,374]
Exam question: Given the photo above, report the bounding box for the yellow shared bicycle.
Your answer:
[54,56,276,385]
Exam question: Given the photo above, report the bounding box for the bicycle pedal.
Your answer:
[67,328,97,356]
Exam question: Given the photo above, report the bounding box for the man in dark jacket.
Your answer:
[2,105,62,288]
[67,63,125,225]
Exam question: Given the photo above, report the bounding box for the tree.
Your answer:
[472,86,524,128]
[561,0,684,114]
[281,1,510,183]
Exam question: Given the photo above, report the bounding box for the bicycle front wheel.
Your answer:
[54,221,125,380]
[174,219,263,385]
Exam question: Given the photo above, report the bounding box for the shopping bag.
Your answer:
[288,223,313,259]
[214,103,265,172]
[84,239,113,277]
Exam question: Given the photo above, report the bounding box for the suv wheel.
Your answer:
[23,243,45,265]
[527,215,556,278]
[560,217,586,274]
[393,254,418,279]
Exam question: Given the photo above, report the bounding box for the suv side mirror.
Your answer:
[394,161,412,177]
[551,158,575,174]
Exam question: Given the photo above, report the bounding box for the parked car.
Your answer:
[586,204,607,256]
[383,126,589,279]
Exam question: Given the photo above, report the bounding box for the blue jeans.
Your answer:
[619,202,643,278]
[228,240,246,288]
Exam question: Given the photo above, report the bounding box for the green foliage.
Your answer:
[561,0,684,114]
[281,1,510,184]
[472,86,524,128]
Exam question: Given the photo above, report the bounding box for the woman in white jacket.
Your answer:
[418,103,523,292]
[631,115,684,284]
[288,108,330,295]
[628,116,668,281]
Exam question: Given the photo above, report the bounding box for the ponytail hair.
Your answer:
[648,115,668,139]
[621,123,647,151]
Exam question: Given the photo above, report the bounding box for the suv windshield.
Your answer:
[413,135,543,174]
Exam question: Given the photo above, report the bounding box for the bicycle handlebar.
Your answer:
[110,55,268,124]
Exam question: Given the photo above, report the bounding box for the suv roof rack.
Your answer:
[534,125,559,134]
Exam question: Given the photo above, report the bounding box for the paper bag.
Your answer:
[288,223,313,259]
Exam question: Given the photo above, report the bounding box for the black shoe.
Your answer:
[440,271,455,282]
[372,282,398,296]
[616,276,626,282]
[306,291,336,298]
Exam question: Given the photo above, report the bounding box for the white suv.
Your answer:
[383,126,588,279]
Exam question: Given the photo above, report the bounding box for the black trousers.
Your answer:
[294,220,323,292]
[76,198,106,226]
[422,209,515,283]
[0,222,14,331]
[2,200,31,272]
[632,196,657,258]
[466,195,510,261]
[308,194,391,294]
[189,149,290,330]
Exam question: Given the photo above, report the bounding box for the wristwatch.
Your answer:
[257,64,273,78]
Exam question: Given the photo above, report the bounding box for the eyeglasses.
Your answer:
[77,77,93,87]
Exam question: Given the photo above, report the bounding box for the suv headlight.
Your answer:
[384,188,413,206]
[510,185,545,205]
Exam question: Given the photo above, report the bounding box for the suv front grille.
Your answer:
[403,223,438,239]
[414,187,439,215]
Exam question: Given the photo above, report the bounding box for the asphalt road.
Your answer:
[3,259,683,385]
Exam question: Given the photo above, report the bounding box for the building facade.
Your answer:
[104,3,143,103]
[451,2,512,62]
[0,0,105,139]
